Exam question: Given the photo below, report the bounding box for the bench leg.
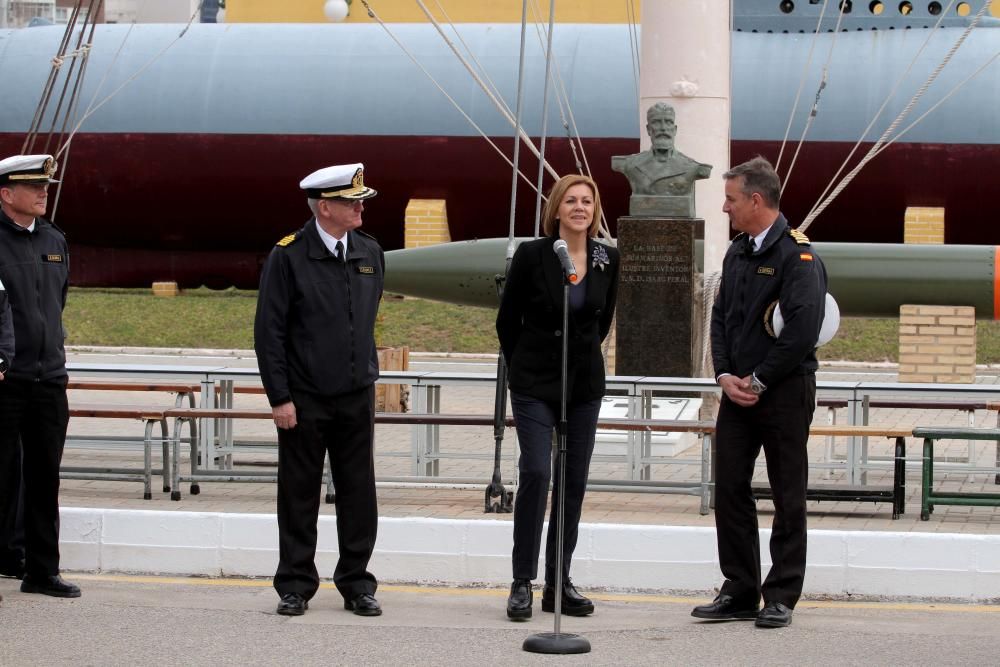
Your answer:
[189,416,201,496]
[160,419,170,493]
[921,437,933,521]
[171,418,184,501]
[143,420,154,500]
[699,432,711,515]
[892,436,905,519]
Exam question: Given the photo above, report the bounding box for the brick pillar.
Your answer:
[903,206,945,244]
[404,199,451,248]
[898,305,976,383]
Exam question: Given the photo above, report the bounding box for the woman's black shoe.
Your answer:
[506,579,533,620]
[541,578,594,616]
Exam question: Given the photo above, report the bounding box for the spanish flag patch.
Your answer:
[800,253,814,261]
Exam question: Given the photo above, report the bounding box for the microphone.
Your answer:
[552,239,579,283]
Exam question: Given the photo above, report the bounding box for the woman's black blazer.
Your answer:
[496,235,620,405]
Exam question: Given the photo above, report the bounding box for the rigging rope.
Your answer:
[412,0,559,183]
[531,0,557,238]
[22,2,82,153]
[870,50,999,160]
[526,0,612,240]
[507,0,530,262]
[774,0,830,174]
[56,1,204,160]
[625,0,640,109]
[779,0,848,196]
[800,0,993,232]
[802,0,960,220]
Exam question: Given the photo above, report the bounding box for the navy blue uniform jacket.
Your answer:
[254,220,385,407]
[496,235,620,405]
[0,210,68,381]
[711,214,828,387]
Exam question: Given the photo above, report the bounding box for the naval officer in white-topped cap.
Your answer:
[0,154,80,601]
[254,163,385,617]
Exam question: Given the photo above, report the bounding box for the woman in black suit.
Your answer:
[496,174,620,620]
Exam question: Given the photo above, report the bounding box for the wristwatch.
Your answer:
[749,373,767,395]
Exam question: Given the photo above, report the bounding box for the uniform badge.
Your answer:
[799,253,814,261]
[276,233,297,247]
[43,254,64,263]
[357,266,375,274]
[757,266,775,276]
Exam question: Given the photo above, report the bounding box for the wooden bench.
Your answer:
[864,398,1000,484]
[68,379,200,408]
[913,426,1000,521]
[62,404,170,499]
[750,425,911,520]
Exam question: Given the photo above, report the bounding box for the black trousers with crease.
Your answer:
[273,385,378,601]
[510,392,601,584]
[714,373,815,609]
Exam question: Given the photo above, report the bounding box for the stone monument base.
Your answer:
[615,216,701,378]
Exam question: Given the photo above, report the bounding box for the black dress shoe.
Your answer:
[276,593,308,616]
[755,601,793,628]
[691,594,758,621]
[344,593,382,616]
[506,578,532,620]
[541,579,594,616]
[20,573,81,598]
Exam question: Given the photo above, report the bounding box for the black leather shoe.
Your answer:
[20,574,81,598]
[276,593,308,616]
[344,593,382,616]
[691,594,758,621]
[541,579,594,616]
[506,579,532,620]
[755,601,793,628]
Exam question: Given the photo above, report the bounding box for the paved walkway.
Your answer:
[2,574,999,666]
[57,352,1000,535]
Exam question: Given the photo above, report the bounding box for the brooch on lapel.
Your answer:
[591,244,610,271]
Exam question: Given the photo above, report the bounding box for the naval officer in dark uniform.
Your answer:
[0,154,80,600]
[693,156,827,629]
[255,163,385,617]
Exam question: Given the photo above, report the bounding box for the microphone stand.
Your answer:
[523,271,591,655]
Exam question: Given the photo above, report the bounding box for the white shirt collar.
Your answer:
[315,219,347,259]
[752,224,773,252]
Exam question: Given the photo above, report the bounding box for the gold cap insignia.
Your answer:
[763,300,779,338]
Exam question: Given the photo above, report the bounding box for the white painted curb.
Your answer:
[60,507,1000,601]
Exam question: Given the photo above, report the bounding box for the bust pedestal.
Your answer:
[615,216,702,378]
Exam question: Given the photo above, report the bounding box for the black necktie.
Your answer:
[335,240,345,262]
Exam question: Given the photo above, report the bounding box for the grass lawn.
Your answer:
[63,287,1000,363]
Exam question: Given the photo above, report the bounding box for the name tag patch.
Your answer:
[357,266,375,274]
[43,254,64,263]
[757,266,775,276]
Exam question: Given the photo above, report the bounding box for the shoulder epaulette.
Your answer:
[789,229,811,246]
[354,229,379,243]
[275,232,298,247]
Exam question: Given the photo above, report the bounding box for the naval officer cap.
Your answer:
[0,154,60,186]
[300,163,377,200]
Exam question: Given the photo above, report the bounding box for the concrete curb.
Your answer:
[60,507,1000,601]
